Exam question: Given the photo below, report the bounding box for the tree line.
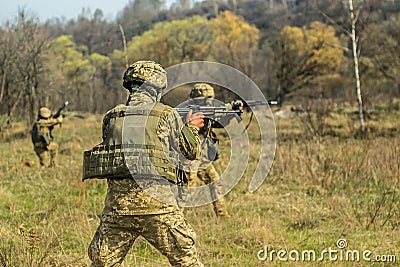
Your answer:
[0,0,399,133]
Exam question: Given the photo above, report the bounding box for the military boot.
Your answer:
[213,199,231,218]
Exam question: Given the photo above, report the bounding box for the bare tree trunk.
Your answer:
[119,24,129,69]
[213,0,219,17]
[180,0,190,10]
[230,0,237,13]
[0,71,6,103]
[282,0,288,10]
[29,85,38,129]
[1,91,23,129]
[349,0,365,134]
[89,76,94,113]
[269,0,274,9]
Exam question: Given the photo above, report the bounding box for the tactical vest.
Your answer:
[31,121,52,146]
[82,102,178,183]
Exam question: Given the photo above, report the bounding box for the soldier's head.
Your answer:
[123,60,167,100]
[39,107,51,119]
[190,83,215,99]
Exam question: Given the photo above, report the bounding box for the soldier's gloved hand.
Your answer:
[186,110,204,128]
[231,100,243,111]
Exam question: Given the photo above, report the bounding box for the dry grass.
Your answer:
[0,107,399,266]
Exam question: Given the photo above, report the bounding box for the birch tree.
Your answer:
[348,0,365,134]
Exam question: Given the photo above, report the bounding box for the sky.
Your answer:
[0,0,174,23]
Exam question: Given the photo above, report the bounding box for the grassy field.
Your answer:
[0,105,399,267]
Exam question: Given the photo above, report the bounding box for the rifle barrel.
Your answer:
[52,101,69,118]
[244,100,278,106]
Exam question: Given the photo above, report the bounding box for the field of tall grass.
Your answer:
[0,104,399,266]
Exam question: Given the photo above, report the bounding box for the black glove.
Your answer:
[231,100,243,111]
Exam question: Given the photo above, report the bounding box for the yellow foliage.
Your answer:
[49,35,91,78]
[89,53,112,71]
[280,25,305,52]
[278,21,343,96]
[125,16,212,66]
[279,22,343,73]
[212,11,259,47]
[210,11,260,73]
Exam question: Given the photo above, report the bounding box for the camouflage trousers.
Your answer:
[187,163,229,217]
[88,211,204,267]
[33,142,58,167]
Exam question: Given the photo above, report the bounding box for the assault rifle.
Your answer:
[175,100,278,121]
[175,105,242,122]
[53,101,69,118]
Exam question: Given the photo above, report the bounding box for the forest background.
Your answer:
[0,0,399,131]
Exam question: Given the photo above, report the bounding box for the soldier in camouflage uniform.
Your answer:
[31,107,63,167]
[88,61,205,267]
[185,83,242,218]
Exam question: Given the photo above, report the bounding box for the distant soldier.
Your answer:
[31,107,63,168]
[185,83,243,218]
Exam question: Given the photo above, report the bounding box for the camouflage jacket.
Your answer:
[31,117,63,146]
[184,98,237,165]
[102,93,201,215]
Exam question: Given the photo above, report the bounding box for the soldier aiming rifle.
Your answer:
[31,101,68,167]
[176,84,277,218]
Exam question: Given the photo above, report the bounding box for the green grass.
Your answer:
[0,109,399,266]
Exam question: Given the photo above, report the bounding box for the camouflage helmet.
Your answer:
[190,83,215,98]
[122,60,167,92]
[39,107,51,119]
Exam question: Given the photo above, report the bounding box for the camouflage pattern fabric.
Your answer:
[34,142,59,167]
[89,211,203,267]
[31,117,63,144]
[184,97,231,217]
[102,93,201,215]
[31,116,62,167]
[187,162,229,217]
[39,107,51,118]
[89,92,203,266]
[123,61,167,92]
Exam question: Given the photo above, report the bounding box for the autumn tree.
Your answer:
[0,27,19,128]
[0,10,50,130]
[70,9,122,56]
[276,21,343,104]
[357,14,400,103]
[117,0,166,42]
[116,16,212,67]
[43,35,114,113]
[210,11,260,76]
[88,53,112,112]
[42,35,89,110]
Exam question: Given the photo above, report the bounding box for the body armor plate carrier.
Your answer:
[82,102,179,183]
